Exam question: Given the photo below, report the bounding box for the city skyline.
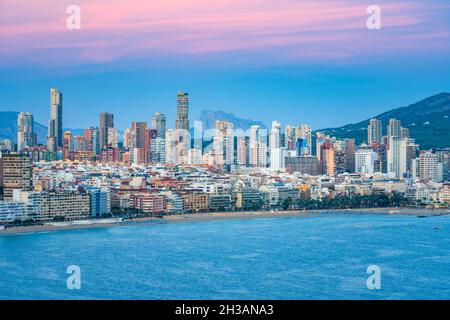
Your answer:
[3,87,450,157]
[3,86,445,176]
[2,88,450,136]
[1,1,450,129]
[2,0,450,304]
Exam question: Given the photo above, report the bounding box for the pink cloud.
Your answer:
[0,0,449,67]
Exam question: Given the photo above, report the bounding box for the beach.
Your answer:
[0,207,448,235]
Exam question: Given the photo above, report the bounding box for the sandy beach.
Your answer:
[0,207,448,235]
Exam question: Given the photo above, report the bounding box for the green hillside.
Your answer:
[319,93,450,149]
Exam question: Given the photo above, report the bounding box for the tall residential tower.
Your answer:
[368,118,382,145]
[47,88,63,152]
[175,92,189,131]
[99,112,114,149]
[152,112,167,139]
[17,112,35,152]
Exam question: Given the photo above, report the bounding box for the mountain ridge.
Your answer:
[0,111,84,143]
[318,92,450,149]
[198,110,267,130]
[0,111,47,143]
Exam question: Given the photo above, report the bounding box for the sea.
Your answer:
[1,213,449,299]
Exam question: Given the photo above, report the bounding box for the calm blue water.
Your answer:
[1,214,450,299]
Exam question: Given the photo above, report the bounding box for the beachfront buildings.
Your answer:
[1,154,33,201]
[88,188,110,218]
[129,193,164,215]
[0,152,449,225]
[14,190,91,221]
[0,201,25,223]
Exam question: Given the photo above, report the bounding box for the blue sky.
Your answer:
[1,0,450,130]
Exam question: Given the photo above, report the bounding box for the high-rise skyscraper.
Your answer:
[47,88,63,152]
[284,125,296,150]
[315,132,326,160]
[320,139,335,176]
[1,154,32,200]
[175,92,189,131]
[84,127,100,155]
[387,118,401,141]
[249,125,267,168]
[387,136,413,178]
[99,112,114,149]
[165,129,175,164]
[213,120,234,166]
[344,139,356,173]
[355,146,378,174]
[17,112,35,152]
[150,113,167,163]
[401,127,410,139]
[107,127,119,148]
[299,124,312,156]
[419,151,439,181]
[269,121,281,149]
[152,112,167,139]
[62,131,74,160]
[368,118,382,145]
[269,121,285,170]
[131,122,147,148]
[174,92,190,161]
[236,136,248,167]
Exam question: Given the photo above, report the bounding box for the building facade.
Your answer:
[99,112,114,149]
[1,155,32,200]
[17,112,35,152]
[47,88,63,152]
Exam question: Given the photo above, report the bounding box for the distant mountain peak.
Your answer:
[198,110,267,130]
[0,111,85,143]
[0,111,47,143]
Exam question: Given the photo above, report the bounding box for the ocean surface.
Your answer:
[1,213,450,300]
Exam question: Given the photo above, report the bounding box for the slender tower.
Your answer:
[368,118,382,145]
[175,92,189,131]
[152,112,167,139]
[99,112,114,149]
[17,112,35,152]
[47,88,63,152]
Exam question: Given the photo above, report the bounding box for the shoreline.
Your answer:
[1,207,449,236]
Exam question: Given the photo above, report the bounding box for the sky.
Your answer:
[1,0,450,131]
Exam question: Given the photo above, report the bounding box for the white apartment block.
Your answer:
[0,201,25,224]
[355,147,378,174]
[419,151,439,181]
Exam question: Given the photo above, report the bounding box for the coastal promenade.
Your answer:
[1,208,448,235]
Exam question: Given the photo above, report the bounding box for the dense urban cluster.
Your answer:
[0,88,449,225]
